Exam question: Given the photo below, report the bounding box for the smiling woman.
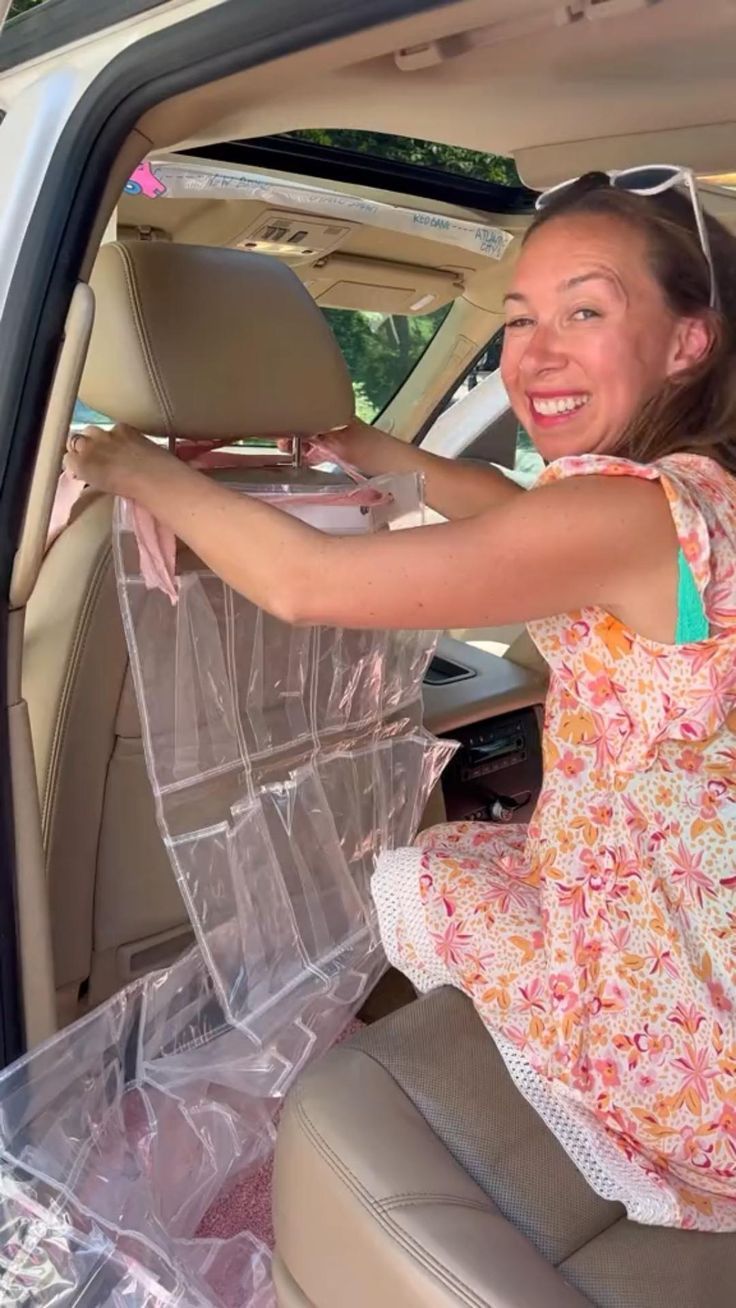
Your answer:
[502,227,710,463]
[509,171,736,472]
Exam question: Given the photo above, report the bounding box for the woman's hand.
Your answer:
[64,424,172,498]
[276,417,375,467]
[280,415,523,519]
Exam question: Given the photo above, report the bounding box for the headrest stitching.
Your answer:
[115,243,176,439]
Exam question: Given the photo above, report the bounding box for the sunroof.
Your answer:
[285,129,521,188]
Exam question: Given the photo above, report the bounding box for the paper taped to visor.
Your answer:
[124,159,514,260]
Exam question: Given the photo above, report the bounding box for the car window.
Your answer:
[430,327,543,658]
[322,304,450,422]
[437,327,544,488]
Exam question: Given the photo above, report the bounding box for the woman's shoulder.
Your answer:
[536,452,736,545]
[536,449,736,495]
[534,452,658,488]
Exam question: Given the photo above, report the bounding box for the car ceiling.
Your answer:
[134,0,736,188]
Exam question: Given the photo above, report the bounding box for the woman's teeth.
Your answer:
[531,395,590,417]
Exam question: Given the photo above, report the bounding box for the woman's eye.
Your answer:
[506,316,535,330]
[571,307,601,321]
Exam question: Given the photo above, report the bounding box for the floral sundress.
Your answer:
[373,452,736,1230]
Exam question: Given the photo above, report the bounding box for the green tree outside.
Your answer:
[7,0,46,18]
[323,305,449,421]
[291,129,520,188]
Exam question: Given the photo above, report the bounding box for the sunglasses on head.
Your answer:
[535,165,719,311]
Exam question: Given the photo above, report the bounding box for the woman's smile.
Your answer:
[527,391,591,426]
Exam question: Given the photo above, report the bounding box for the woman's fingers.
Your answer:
[63,423,167,496]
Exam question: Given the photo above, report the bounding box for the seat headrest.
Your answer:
[80,241,354,441]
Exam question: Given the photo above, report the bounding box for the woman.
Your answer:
[67,170,736,1229]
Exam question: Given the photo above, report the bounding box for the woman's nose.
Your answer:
[520,322,567,374]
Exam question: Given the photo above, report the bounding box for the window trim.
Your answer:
[413,323,506,446]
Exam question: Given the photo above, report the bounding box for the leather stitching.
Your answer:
[43,540,114,846]
[352,1032,617,1270]
[381,1194,491,1214]
[293,1092,495,1308]
[115,244,175,437]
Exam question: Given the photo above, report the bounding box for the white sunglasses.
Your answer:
[536,165,719,311]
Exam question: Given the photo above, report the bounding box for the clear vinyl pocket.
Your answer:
[0,469,456,1306]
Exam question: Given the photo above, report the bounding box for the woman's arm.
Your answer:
[66,425,678,637]
[316,418,523,519]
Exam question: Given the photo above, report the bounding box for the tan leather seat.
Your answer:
[23,239,354,1022]
[274,988,736,1307]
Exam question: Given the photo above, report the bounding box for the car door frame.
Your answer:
[0,0,452,1065]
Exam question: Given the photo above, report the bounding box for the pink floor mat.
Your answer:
[197,1018,364,1250]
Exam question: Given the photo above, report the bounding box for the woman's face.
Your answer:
[500,212,698,461]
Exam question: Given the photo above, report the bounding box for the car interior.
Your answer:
[3,0,736,1304]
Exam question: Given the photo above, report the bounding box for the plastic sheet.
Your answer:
[0,468,454,1305]
[0,948,278,1307]
[123,157,514,261]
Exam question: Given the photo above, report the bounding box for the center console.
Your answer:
[422,637,546,825]
[439,706,543,823]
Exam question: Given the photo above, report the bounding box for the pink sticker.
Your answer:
[124,161,167,198]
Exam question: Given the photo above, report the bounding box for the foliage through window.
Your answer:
[7,0,46,18]
[288,130,520,188]
[323,304,450,422]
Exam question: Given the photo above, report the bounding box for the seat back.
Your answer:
[23,240,355,1020]
[7,236,456,1306]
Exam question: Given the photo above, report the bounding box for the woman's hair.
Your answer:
[524,172,736,473]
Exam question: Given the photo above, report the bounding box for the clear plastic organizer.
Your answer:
[0,468,454,1306]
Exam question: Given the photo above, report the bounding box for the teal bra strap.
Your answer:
[676,549,709,643]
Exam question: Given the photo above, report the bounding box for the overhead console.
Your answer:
[423,636,546,825]
[117,154,516,317]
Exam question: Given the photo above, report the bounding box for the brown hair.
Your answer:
[524,172,736,474]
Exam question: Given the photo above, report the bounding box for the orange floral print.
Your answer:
[374,453,736,1231]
